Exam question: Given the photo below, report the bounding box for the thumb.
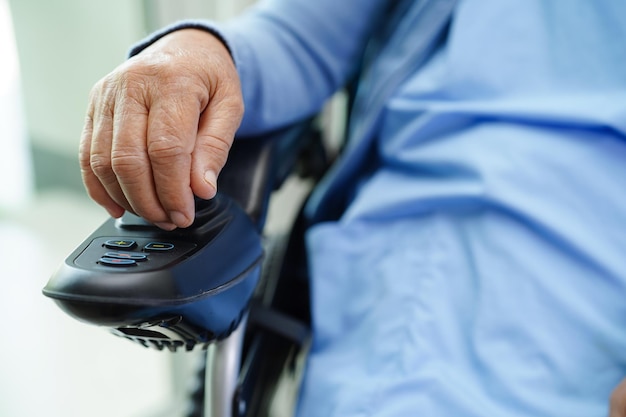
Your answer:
[191,92,243,200]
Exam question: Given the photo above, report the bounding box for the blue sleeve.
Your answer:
[129,0,386,135]
[220,0,385,134]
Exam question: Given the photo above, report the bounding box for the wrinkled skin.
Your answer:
[79,29,243,230]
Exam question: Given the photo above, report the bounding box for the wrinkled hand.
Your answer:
[611,378,626,417]
[80,29,243,230]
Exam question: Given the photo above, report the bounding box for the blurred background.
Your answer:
[0,1,256,416]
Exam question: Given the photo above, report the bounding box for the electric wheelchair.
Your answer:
[43,115,336,417]
[40,3,443,415]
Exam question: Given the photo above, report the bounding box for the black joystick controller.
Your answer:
[43,194,262,351]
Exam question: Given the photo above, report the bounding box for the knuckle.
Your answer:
[110,151,146,178]
[148,137,188,162]
[89,154,113,178]
[116,73,150,105]
[124,56,179,89]
[90,76,108,97]
[78,145,91,170]
[152,60,179,81]
[228,96,245,119]
[95,73,119,100]
[198,135,231,154]
[107,61,162,103]
[195,136,231,169]
[118,65,149,88]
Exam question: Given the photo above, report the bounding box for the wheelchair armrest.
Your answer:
[42,119,317,352]
[219,119,317,230]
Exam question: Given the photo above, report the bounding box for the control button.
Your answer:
[144,242,175,252]
[99,257,137,267]
[103,251,148,262]
[104,240,137,250]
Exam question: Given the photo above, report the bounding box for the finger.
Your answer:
[190,83,243,200]
[110,85,173,226]
[144,93,200,228]
[80,102,125,218]
[79,110,124,218]
[84,83,133,217]
[91,100,134,214]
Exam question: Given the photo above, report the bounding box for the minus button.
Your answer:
[144,242,175,252]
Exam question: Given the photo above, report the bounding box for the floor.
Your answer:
[1,3,170,410]
[0,190,183,417]
[0,176,309,417]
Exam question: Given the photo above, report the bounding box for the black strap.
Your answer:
[308,0,458,224]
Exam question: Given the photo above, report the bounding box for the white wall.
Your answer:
[144,0,256,30]
[8,0,146,156]
[9,0,252,159]
[9,0,256,159]
[0,0,31,209]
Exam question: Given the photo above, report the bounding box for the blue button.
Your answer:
[99,257,137,267]
[144,242,175,251]
[104,251,148,261]
[104,240,137,249]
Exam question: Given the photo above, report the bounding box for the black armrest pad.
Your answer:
[218,120,315,230]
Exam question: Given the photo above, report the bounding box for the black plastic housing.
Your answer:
[43,194,262,350]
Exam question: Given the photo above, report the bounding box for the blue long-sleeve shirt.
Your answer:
[134,1,626,415]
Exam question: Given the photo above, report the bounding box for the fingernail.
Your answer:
[169,210,190,228]
[105,206,125,219]
[155,222,177,231]
[204,170,217,197]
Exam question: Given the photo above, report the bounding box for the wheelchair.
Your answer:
[42,115,338,417]
[41,3,448,414]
